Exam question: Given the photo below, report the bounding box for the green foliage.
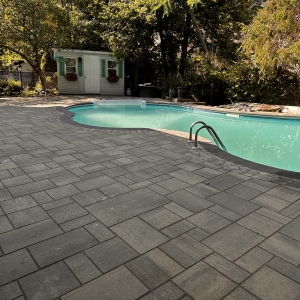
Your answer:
[0,0,71,87]
[242,0,300,75]
[167,73,183,88]
[0,79,22,96]
[225,60,300,105]
[189,55,228,105]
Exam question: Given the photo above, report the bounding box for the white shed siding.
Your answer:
[53,49,124,95]
[56,51,85,95]
[100,54,124,95]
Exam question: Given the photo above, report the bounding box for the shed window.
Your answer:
[65,58,76,74]
[107,60,117,77]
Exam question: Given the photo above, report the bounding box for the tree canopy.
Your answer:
[242,0,300,75]
[0,0,71,87]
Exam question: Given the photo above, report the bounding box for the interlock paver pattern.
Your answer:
[0,96,300,300]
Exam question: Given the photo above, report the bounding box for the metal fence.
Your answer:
[0,71,57,88]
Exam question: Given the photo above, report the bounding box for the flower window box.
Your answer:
[107,74,119,83]
[65,73,78,81]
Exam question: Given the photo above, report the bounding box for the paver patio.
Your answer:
[0,95,300,300]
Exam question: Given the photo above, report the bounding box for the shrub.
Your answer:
[225,61,300,106]
[0,79,22,96]
[188,55,228,106]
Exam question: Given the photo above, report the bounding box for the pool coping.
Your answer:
[58,102,300,180]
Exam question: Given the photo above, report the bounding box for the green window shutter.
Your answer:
[57,57,65,76]
[118,60,123,79]
[78,57,83,76]
[101,59,106,78]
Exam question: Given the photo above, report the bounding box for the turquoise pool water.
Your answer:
[68,102,300,172]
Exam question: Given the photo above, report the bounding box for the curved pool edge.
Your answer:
[57,104,300,180]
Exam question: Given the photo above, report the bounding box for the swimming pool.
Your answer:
[68,101,300,172]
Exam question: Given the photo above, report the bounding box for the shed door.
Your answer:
[84,55,100,94]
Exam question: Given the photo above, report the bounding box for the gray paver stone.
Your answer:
[61,266,148,300]
[0,215,13,234]
[256,207,292,224]
[2,174,33,188]
[8,179,56,198]
[140,207,182,229]
[0,219,63,253]
[157,178,190,192]
[85,237,138,273]
[47,202,88,224]
[65,252,102,284]
[71,189,108,206]
[202,223,264,261]
[251,194,290,212]
[237,212,283,237]
[162,220,195,239]
[126,248,184,289]
[46,184,81,200]
[267,186,300,202]
[7,206,49,228]
[267,257,300,284]
[226,184,262,200]
[111,217,168,254]
[173,261,236,300]
[207,173,245,190]
[28,227,98,267]
[0,249,38,286]
[187,227,210,241]
[74,175,116,192]
[204,253,250,283]
[260,233,300,265]
[19,261,80,300]
[0,281,22,300]
[84,221,115,242]
[1,195,37,214]
[140,281,184,300]
[207,192,259,216]
[186,182,221,198]
[42,197,74,210]
[209,205,241,221]
[223,287,259,300]
[235,247,274,273]
[187,209,231,234]
[242,266,300,300]
[86,188,169,226]
[163,202,193,218]
[60,214,97,232]
[169,169,206,185]
[279,216,300,241]
[166,190,213,213]
[160,234,212,268]
[99,182,131,197]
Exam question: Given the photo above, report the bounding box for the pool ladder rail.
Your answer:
[189,121,227,151]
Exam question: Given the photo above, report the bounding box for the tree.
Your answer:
[141,0,256,60]
[241,0,300,75]
[144,0,209,53]
[0,0,71,88]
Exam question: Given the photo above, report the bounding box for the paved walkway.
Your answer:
[0,96,300,300]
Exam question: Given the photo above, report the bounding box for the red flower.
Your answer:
[107,74,119,83]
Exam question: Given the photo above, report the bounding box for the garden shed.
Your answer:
[52,48,124,95]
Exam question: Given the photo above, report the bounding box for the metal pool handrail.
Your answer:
[189,121,227,151]
[189,121,207,141]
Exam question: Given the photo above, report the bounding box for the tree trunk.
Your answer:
[188,9,208,54]
[157,9,170,78]
[179,13,191,76]
[35,66,48,89]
